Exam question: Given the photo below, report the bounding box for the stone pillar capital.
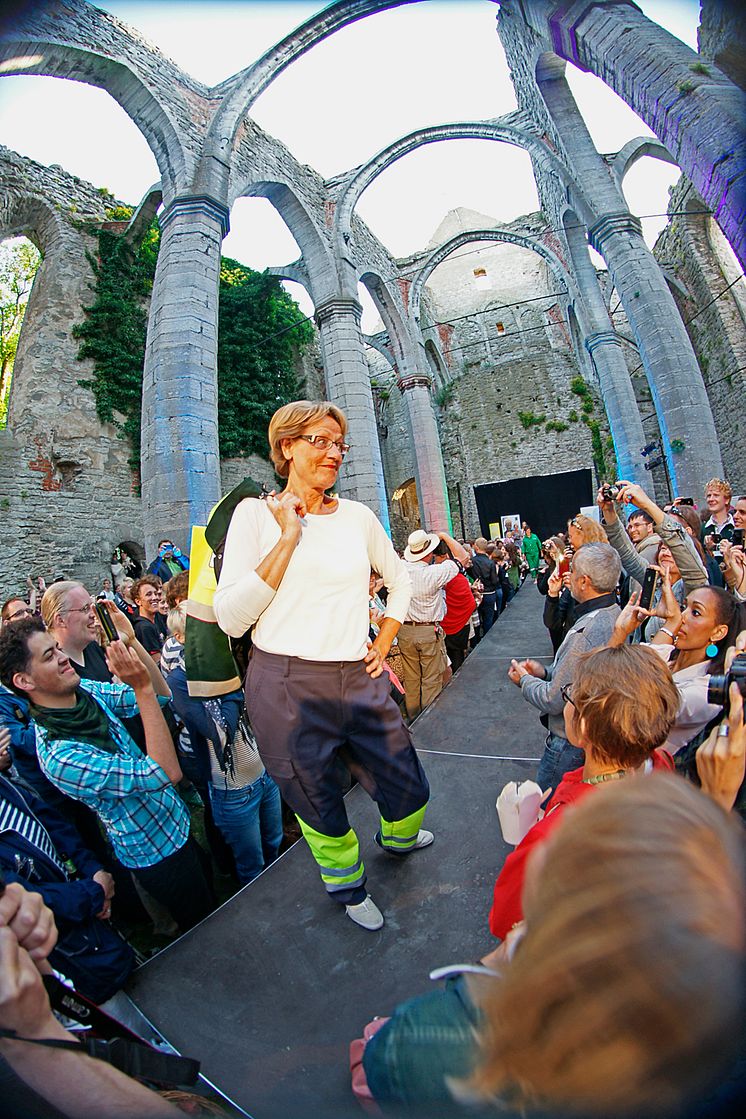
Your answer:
[396,374,432,393]
[587,211,643,252]
[159,194,231,237]
[314,297,363,327]
[548,0,642,68]
[584,330,623,354]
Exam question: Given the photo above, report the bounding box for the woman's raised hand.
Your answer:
[266,491,306,539]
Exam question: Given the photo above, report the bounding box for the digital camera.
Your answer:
[707,653,746,709]
[601,483,623,502]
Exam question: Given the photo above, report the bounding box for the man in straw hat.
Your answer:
[398,529,468,721]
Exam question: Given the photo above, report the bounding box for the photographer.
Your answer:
[607,568,746,753]
[599,481,707,639]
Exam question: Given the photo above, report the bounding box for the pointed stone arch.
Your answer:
[332,116,585,243]
[0,40,188,195]
[238,181,336,305]
[409,228,573,323]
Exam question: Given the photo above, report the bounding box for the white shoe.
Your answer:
[345,895,384,931]
[413,829,434,850]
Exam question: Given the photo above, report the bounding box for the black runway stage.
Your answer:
[125,584,554,1118]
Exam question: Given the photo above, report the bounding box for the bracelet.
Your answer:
[659,627,677,639]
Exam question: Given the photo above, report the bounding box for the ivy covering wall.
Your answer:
[74,215,313,471]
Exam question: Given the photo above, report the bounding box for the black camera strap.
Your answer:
[40,974,200,1086]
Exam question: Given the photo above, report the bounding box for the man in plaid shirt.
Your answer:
[0,616,214,933]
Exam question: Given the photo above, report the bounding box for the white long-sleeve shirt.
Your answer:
[213,497,411,661]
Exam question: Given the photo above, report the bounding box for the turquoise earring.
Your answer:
[705,643,719,659]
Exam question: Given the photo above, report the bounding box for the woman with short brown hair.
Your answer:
[215,400,428,931]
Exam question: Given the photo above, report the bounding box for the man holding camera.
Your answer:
[147,539,189,584]
[0,618,214,934]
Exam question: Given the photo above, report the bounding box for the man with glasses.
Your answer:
[507,542,622,793]
[1,598,36,627]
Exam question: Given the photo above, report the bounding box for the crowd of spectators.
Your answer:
[0,472,744,1118]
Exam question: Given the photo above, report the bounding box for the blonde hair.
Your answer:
[41,581,84,629]
[568,513,606,544]
[472,775,745,1114]
[167,603,187,638]
[572,645,680,767]
[268,400,347,479]
[705,477,732,502]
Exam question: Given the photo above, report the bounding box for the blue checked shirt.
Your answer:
[35,679,189,870]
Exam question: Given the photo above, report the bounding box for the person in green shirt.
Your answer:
[521,524,541,580]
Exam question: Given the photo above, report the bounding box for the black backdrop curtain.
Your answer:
[473,469,594,542]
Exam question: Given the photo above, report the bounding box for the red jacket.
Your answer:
[489,750,674,940]
[442,572,476,635]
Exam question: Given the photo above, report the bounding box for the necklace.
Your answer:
[583,769,628,785]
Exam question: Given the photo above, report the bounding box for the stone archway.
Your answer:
[409,227,573,322]
[333,118,585,246]
[0,25,188,195]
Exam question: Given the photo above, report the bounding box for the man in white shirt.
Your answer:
[397,530,465,721]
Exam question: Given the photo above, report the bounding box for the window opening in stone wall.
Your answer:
[473,267,489,290]
[0,237,42,429]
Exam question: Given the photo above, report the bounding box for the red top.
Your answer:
[488,750,674,940]
[442,572,476,634]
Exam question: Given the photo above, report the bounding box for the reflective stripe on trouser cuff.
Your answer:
[296,818,366,893]
[378,802,428,852]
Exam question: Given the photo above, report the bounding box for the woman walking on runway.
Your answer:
[214,401,432,931]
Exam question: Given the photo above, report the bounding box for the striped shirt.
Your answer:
[404,559,458,623]
[0,777,67,876]
[35,679,189,870]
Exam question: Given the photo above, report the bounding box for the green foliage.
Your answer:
[0,238,42,428]
[518,410,546,429]
[436,383,454,408]
[587,418,608,481]
[676,79,696,95]
[105,204,135,222]
[74,224,312,470]
[545,420,569,433]
[568,409,579,422]
[73,227,155,471]
[570,376,590,398]
[689,62,710,76]
[670,438,685,453]
[216,261,311,459]
[581,396,595,414]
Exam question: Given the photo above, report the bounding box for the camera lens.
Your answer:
[707,674,728,706]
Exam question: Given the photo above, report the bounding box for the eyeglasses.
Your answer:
[569,518,581,528]
[298,435,350,456]
[560,684,577,709]
[7,606,34,621]
[63,601,96,617]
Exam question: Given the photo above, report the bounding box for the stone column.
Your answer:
[396,371,452,532]
[583,331,647,487]
[314,297,390,530]
[518,0,746,269]
[562,209,648,485]
[588,212,723,496]
[140,195,227,558]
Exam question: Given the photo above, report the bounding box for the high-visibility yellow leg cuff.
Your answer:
[378,803,428,852]
[296,818,365,894]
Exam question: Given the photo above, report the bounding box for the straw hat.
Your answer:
[403,529,440,562]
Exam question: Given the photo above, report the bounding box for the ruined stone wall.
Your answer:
[367,208,607,543]
[0,147,326,598]
[654,178,746,494]
[0,148,142,599]
[699,0,746,90]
